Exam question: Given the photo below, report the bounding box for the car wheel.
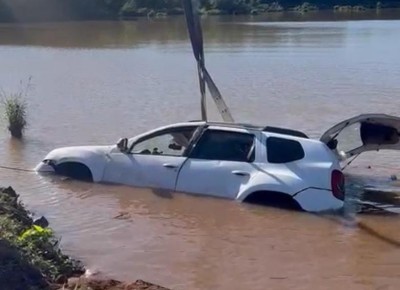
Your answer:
[55,162,93,182]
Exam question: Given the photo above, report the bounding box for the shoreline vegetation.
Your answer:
[0,1,400,22]
[0,186,170,290]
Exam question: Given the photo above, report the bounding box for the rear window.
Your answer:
[267,137,305,163]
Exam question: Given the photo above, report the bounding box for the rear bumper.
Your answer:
[293,188,344,212]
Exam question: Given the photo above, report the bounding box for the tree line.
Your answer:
[0,0,399,22]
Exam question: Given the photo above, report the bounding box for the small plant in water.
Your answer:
[1,78,31,138]
[2,96,27,138]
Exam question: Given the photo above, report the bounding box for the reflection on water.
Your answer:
[1,9,400,49]
[1,13,400,290]
[0,17,348,49]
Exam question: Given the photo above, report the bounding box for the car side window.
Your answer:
[131,127,197,157]
[190,130,255,162]
[267,137,305,163]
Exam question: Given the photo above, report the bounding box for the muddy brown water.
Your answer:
[1,12,400,290]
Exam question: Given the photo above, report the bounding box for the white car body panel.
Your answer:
[37,146,112,182]
[293,188,343,212]
[35,120,349,212]
[236,132,342,205]
[176,159,260,199]
[176,126,261,198]
[102,153,187,190]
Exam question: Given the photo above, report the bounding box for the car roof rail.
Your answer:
[188,120,259,129]
[263,126,309,138]
[187,121,308,138]
[206,121,261,129]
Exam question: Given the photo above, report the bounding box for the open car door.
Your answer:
[321,114,400,161]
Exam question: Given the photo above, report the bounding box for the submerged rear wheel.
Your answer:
[244,191,302,211]
[55,162,93,182]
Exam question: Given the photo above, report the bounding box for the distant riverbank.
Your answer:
[1,0,400,22]
[0,186,169,290]
[120,5,400,19]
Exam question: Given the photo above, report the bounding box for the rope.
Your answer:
[0,165,34,172]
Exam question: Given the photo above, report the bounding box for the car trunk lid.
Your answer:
[320,114,400,161]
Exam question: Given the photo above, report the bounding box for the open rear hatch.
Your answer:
[320,114,400,161]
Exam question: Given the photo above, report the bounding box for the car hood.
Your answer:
[44,145,114,161]
[320,114,400,160]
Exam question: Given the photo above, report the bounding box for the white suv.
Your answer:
[35,120,347,212]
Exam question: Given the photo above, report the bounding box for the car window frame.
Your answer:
[266,136,305,164]
[128,125,200,157]
[187,129,256,163]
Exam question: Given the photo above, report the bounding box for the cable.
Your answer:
[0,165,34,172]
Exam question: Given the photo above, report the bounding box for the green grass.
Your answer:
[0,187,85,289]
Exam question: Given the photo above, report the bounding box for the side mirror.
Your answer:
[117,138,128,152]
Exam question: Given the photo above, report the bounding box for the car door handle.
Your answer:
[232,170,250,177]
[163,163,178,169]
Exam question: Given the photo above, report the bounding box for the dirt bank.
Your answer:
[0,186,169,290]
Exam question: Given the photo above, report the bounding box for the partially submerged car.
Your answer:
[35,114,400,212]
[36,119,343,212]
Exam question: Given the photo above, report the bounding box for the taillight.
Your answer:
[331,170,345,201]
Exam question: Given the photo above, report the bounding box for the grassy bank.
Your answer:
[0,186,169,290]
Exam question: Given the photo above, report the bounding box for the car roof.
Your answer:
[187,120,309,139]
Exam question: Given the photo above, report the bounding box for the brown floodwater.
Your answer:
[1,12,400,290]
